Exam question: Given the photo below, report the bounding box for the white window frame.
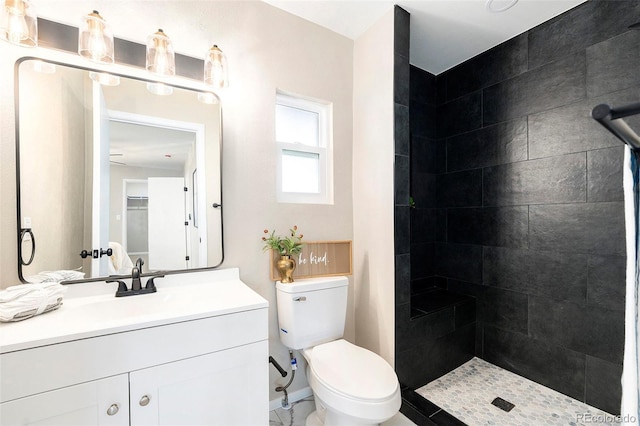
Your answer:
[275,91,333,204]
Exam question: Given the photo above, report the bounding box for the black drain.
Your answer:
[491,397,515,412]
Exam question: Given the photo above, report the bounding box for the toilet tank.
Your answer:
[276,276,348,350]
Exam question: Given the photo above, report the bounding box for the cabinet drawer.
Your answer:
[1,308,267,403]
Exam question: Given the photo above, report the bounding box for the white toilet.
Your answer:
[276,276,401,426]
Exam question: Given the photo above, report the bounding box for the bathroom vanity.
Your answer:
[0,268,268,425]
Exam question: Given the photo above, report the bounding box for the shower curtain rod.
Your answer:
[592,102,640,151]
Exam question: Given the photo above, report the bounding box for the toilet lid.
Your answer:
[309,339,398,402]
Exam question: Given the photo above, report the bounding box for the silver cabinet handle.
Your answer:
[139,395,151,406]
[106,404,119,416]
[293,296,306,302]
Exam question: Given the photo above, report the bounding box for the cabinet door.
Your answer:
[0,374,128,426]
[130,340,267,426]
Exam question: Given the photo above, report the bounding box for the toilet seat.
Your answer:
[307,339,398,402]
[304,339,401,424]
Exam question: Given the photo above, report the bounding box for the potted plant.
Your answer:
[262,226,303,283]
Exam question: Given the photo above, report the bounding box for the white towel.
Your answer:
[0,282,67,322]
[26,269,84,283]
[108,242,134,275]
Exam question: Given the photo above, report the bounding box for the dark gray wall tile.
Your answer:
[529,202,625,256]
[477,287,528,333]
[395,206,410,255]
[410,65,437,105]
[483,153,586,206]
[412,172,436,208]
[434,243,483,284]
[411,208,446,243]
[438,91,482,138]
[394,6,410,59]
[395,103,410,156]
[411,242,435,280]
[588,146,624,202]
[528,88,640,159]
[412,136,445,175]
[395,154,410,205]
[395,254,411,306]
[396,323,475,388]
[411,100,437,139]
[447,207,528,248]
[396,303,455,353]
[395,53,410,106]
[586,356,623,415]
[455,299,476,329]
[447,279,489,298]
[436,169,483,208]
[483,52,586,125]
[587,30,640,98]
[528,0,640,70]
[446,34,528,101]
[436,74,447,105]
[483,246,588,303]
[588,255,626,312]
[529,297,624,364]
[447,118,528,172]
[483,326,586,400]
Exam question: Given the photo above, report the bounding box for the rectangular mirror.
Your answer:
[16,58,223,282]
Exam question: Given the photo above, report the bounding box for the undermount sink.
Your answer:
[0,268,268,353]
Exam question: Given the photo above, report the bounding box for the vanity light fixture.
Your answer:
[204,44,228,89]
[78,10,114,64]
[0,0,37,47]
[146,29,175,76]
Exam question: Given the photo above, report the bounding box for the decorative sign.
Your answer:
[270,240,352,281]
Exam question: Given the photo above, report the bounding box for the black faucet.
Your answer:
[131,258,144,291]
[109,258,162,297]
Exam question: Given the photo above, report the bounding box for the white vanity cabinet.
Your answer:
[0,374,130,426]
[0,269,269,426]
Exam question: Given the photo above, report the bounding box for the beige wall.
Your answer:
[0,1,356,402]
[352,9,396,366]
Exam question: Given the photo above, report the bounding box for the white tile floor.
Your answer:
[417,357,620,426]
[269,397,416,426]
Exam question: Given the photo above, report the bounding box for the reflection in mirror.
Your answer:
[17,59,222,283]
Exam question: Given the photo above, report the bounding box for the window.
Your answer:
[275,91,332,204]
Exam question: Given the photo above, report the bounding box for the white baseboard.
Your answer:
[269,386,313,411]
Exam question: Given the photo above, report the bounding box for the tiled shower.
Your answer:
[394,0,640,422]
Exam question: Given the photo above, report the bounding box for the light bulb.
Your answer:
[146,29,175,76]
[204,44,229,89]
[78,10,114,64]
[0,0,37,47]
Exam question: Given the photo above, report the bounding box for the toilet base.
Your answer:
[305,396,385,426]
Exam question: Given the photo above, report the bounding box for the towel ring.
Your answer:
[19,228,35,266]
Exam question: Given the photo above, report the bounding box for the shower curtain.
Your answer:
[623,147,640,425]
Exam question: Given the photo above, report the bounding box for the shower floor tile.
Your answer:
[416,357,619,426]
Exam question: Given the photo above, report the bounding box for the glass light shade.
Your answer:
[197,92,219,105]
[78,10,114,64]
[89,71,120,86]
[0,0,37,47]
[146,29,175,76]
[204,44,228,89]
[146,82,173,96]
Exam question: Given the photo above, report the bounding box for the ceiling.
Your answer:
[109,121,195,171]
[263,0,588,74]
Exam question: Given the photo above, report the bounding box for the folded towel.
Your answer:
[0,282,67,322]
[26,270,84,283]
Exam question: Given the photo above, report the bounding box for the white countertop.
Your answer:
[0,268,268,354]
